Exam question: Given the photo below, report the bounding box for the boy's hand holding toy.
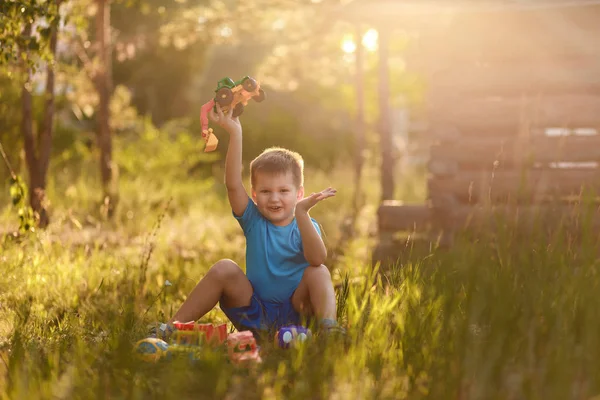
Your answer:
[209,103,242,136]
[200,76,265,152]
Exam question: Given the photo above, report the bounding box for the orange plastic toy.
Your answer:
[200,76,266,152]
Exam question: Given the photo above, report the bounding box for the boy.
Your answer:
[151,103,340,339]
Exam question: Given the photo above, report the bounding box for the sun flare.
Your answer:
[362,28,378,51]
[341,28,379,54]
[341,37,357,54]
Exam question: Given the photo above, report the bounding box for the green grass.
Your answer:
[2,138,600,399]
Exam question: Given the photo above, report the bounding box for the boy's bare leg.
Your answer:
[168,259,253,324]
[291,264,336,321]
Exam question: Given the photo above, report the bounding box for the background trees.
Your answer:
[1,0,63,227]
[0,0,419,230]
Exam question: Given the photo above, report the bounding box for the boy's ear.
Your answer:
[297,186,304,200]
[251,188,257,202]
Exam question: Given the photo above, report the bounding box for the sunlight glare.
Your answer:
[342,29,379,54]
[362,29,378,51]
[220,25,232,37]
[272,18,286,31]
[342,37,356,54]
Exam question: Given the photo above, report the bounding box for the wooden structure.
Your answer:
[341,0,600,266]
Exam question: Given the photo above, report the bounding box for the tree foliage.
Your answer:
[0,0,62,69]
[109,0,231,124]
[0,0,424,215]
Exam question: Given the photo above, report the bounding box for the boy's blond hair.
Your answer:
[250,147,304,188]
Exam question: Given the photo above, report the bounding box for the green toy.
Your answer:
[200,76,266,152]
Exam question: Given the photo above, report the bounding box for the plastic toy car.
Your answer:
[275,325,312,349]
[213,76,265,117]
[199,76,266,152]
[171,321,228,346]
[135,322,261,366]
[165,322,227,362]
[227,331,262,365]
[134,338,170,363]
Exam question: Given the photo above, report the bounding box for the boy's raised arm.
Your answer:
[296,211,327,266]
[210,104,248,216]
[225,129,248,216]
[295,187,337,266]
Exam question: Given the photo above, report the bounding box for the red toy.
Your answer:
[167,321,261,366]
[172,321,228,345]
[227,331,262,365]
[200,76,266,152]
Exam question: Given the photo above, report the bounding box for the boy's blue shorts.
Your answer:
[220,291,306,337]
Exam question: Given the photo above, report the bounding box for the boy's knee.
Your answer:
[209,259,242,282]
[303,264,331,281]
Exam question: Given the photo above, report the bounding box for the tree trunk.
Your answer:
[19,23,45,227]
[22,66,37,212]
[353,25,366,213]
[378,27,394,202]
[32,13,60,228]
[95,0,117,217]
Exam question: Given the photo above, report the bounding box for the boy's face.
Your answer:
[251,171,304,226]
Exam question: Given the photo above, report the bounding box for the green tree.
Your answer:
[95,0,118,216]
[110,0,226,124]
[0,0,60,69]
[1,0,63,228]
[55,0,120,217]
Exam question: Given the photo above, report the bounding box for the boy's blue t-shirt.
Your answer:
[233,197,321,303]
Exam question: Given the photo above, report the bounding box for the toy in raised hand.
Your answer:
[199,76,266,152]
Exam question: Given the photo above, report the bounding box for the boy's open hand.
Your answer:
[296,187,337,213]
[209,103,242,135]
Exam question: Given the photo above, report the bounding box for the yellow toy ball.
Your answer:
[134,338,170,363]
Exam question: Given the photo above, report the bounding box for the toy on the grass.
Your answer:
[167,322,228,362]
[169,321,261,366]
[171,321,228,346]
[135,322,261,366]
[227,331,262,365]
[134,338,170,363]
[199,76,266,152]
[275,325,312,349]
